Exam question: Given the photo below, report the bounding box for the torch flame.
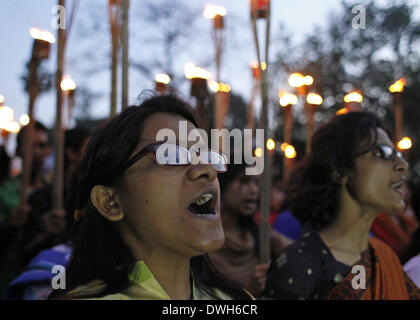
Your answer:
[306,93,323,106]
[288,73,305,88]
[250,61,267,71]
[30,28,56,43]
[155,73,171,85]
[254,147,263,158]
[19,114,30,126]
[344,92,363,103]
[3,121,20,133]
[0,106,14,129]
[389,78,406,93]
[61,75,76,91]
[209,81,231,93]
[304,75,314,86]
[397,137,412,150]
[336,107,350,115]
[267,139,275,151]
[203,4,227,19]
[285,145,297,159]
[279,91,298,107]
[184,63,211,80]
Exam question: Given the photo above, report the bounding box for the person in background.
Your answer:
[209,160,292,298]
[0,146,21,238]
[402,180,420,287]
[3,128,91,299]
[14,121,52,190]
[63,127,91,192]
[272,178,303,241]
[0,146,29,260]
[254,178,286,226]
[263,112,420,300]
[0,121,51,296]
[269,179,285,225]
[19,127,91,267]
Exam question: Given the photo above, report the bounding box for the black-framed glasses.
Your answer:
[123,142,228,172]
[357,144,404,162]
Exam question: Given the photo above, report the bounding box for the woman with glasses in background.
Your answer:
[49,94,251,300]
[263,112,420,300]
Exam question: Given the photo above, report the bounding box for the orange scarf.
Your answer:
[360,238,409,299]
[325,238,418,300]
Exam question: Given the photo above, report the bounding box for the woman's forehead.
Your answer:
[140,112,197,140]
[376,128,392,145]
[358,127,390,151]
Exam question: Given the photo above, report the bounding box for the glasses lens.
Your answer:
[155,144,190,165]
[375,145,404,162]
[199,150,227,172]
[380,145,393,160]
[155,144,227,171]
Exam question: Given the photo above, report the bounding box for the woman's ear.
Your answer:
[90,185,124,221]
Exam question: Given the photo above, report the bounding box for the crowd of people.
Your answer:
[0,94,419,300]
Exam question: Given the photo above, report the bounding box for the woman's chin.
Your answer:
[193,235,225,255]
[382,200,406,215]
[393,200,406,212]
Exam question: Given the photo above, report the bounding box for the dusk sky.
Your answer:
[0,0,414,152]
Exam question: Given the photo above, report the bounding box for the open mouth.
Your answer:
[243,198,258,210]
[390,180,406,196]
[188,192,217,217]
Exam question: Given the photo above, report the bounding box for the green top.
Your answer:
[69,260,236,300]
[0,176,20,224]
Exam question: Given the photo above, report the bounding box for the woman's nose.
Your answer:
[247,179,260,195]
[394,154,409,172]
[187,163,217,182]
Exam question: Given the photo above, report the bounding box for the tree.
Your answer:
[270,0,420,176]
[72,86,103,121]
[130,0,204,87]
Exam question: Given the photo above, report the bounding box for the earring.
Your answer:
[105,192,116,207]
[332,170,342,183]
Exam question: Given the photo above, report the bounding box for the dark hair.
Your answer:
[286,111,384,230]
[218,160,248,194]
[50,94,250,300]
[0,146,11,184]
[65,127,90,153]
[16,121,49,156]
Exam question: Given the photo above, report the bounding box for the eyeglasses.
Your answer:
[123,142,228,172]
[358,144,404,162]
[372,144,404,162]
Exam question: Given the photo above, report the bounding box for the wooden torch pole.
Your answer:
[52,0,66,210]
[109,0,121,117]
[251,0,271,264]
[121,0,129,110]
